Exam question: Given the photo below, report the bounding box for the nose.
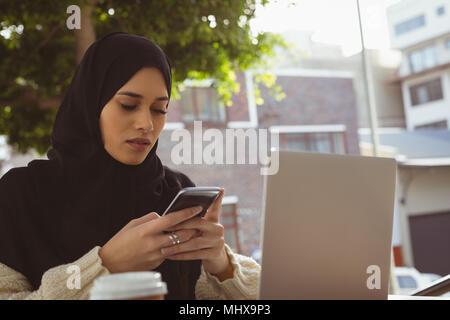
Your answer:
[134,108,154,132]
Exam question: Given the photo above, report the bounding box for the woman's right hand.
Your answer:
[98,206,203,273]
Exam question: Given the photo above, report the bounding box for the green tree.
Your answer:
[0,0,285,155]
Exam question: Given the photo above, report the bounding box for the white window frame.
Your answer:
[270,124,347,154]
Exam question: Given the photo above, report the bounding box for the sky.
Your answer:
[0,0,402,57]
[250,0,402,56]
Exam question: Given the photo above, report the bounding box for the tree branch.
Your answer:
[73,0,99,64]
[107,0,128,32]
[36,24,61,51]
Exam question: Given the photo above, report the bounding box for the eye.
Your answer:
[151,108,168,115]
[120,104,137,111]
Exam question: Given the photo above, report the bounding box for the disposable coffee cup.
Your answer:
[89,271,167,300]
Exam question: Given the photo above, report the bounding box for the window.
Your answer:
[437,6,445,16]
[409,78,443,106]
[397,276,418,289]
[408,46,437,73]
[280,132,346,154]
[395,15,425,36]
[179,87,226,122]
[415,120,448,130]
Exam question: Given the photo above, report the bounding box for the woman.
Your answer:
[0,32,260,300]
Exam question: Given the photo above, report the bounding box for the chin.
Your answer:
[113,154,145,166]
[103,143,149,165]
[126,158,146,166]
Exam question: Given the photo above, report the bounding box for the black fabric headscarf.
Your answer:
[0,32,201,299]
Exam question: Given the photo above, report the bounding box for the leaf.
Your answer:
[1,0,284,153]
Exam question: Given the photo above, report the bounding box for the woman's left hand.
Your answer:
[161,188,231,276]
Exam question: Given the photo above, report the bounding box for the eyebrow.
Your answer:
[117,91,169,102]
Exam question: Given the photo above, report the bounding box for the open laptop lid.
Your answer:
[259,150,396,299]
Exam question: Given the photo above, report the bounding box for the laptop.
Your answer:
[259,150,397,300]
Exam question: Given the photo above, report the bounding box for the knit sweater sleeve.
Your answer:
[0,246,110,300]
[1,245,261,300]
[195,244,261,300]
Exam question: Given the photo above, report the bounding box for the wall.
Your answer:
[401,68,450,129]
[387,0,450,50]
[397,165,450,275]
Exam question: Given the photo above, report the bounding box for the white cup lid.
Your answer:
[90,271,167,300]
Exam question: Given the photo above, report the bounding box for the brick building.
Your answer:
[156,69,361,257]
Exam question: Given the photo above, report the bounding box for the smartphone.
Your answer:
[161,187,222,218]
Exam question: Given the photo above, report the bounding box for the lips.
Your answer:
[126,138,150,145]
[126,138,150,152]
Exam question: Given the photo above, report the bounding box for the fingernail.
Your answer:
[192,206,202,214]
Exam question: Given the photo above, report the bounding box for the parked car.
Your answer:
[394,267,444,295]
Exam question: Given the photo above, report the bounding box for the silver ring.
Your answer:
[171,232,180,245]
[168,234,177,246]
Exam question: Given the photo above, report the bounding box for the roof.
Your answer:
[359,128,450,167]
[386,62,450,84]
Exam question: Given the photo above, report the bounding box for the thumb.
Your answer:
[204,188,225,222]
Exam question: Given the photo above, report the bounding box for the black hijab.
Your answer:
[0,32,201,299]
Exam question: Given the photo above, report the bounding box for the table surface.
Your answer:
[388,295,450,300]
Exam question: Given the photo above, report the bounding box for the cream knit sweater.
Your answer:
[0,244,260,300]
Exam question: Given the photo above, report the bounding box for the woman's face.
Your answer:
[99,67,168,165]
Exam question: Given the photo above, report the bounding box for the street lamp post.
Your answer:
[356,0,399,295]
